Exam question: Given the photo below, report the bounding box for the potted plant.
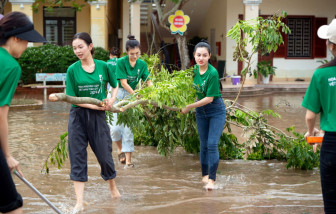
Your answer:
[253,60,276,84]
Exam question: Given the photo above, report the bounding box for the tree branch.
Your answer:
[49,93,180,113]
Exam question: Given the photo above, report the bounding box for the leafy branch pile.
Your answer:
[42,12,319,173]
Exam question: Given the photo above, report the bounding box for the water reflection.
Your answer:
[8,93,323,213]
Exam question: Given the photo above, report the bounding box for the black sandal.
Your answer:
[118,152,126,164]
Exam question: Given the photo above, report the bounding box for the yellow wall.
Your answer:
[4,0,90,46]
[31,0,89,46]
[4,1,12,14]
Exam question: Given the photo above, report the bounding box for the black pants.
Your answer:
[68,107,117,182]
[0,148,23,213]
[320,132,336,214]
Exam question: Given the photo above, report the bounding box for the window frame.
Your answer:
[43,7,77,46]
[274,15,327,59]
[286,15,314,59]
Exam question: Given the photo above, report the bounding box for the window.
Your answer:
[43,7,76,46]
[287,18,312,58]
[274,16,327,59]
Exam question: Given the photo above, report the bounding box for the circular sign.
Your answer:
[173,16,185,28]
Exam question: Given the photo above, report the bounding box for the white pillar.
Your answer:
[122,0,130,52]
[243,0,262,85]
[130,1,141,42]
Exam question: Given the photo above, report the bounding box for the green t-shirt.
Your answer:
[66,59,118,107]
[193,64,222,100]
[107,57,118,72]
[107,57,118,89]
[302,64,336,132]
[115,55,150,90]
[0,47,21,106]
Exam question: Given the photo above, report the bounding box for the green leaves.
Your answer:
[42,132,69,174]
[227,12,291,77]
[18,44,109,84]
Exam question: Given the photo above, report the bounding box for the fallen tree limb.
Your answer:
[49,93,180,113]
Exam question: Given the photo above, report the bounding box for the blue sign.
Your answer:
[36,73,66,82]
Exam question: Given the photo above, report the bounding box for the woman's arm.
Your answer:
[0,106,22,176]
[120,79,135,94]
[181,97,214,114]
[104,83,119,110]
[304,109,319,137]
[146,80,153,87]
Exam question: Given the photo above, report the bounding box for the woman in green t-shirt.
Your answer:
[181,41,226,190]
[112,35,152,168]
[66,32,120,212]
[302,19,336,213]
[0,12,46,213]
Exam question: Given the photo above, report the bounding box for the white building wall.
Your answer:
[225,0,335,80]
[198,0,227,61]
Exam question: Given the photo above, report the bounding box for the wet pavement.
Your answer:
[8,93,323,214]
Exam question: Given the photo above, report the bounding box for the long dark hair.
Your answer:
[0,11,31,45]
[125,35,140,51]
[72,32,94,55]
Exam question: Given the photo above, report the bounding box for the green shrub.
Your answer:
[18,44,109,84]
[93,47,109,62]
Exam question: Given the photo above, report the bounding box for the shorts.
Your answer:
[108,88,134,153]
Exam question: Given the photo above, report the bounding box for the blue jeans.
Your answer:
[320,132,336,214]
[196,98,226,181]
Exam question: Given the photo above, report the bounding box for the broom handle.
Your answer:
[14,170,62,214]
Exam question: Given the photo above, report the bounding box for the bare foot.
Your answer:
[111,186,121,198]
[72,203,84,214]
[201,175,209,184]
[204,179,215,191]
[108,179,121,198]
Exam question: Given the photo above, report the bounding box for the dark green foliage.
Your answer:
[18,44,109,84]
[279,127,320,170]
[93,47,109,62]
[219,133,243,160]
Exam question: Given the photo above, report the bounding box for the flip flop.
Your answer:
[118,152,126,164]
[124,163,135,169]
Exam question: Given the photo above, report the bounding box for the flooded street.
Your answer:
[8,93,323,213]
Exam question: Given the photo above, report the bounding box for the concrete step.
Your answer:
[221,82,308,97]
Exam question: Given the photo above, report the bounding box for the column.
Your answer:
[9,0,34,20]
[130,1,140,42]
[9,0,35,46]
[122,0,130,52]
[243,0,262,85]
[89,1,108,49]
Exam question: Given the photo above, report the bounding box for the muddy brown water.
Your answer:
[8,93,323,214]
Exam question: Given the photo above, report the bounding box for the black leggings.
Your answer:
[0,148,23,213]
[320,132,336,214]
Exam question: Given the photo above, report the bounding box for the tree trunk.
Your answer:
[175,34,190,70]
